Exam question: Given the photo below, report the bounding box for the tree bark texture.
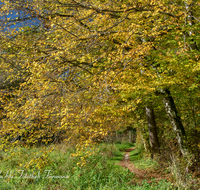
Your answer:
[162,89,188,157]
[145,106,160,158]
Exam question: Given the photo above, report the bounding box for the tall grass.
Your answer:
[0,142,173,189]
[169,154,199,190]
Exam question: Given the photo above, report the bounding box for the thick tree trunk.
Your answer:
[145,106,160,158]
[161,89,188,157]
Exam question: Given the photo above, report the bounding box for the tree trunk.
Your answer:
[136,127,147,151]
[161,89,188,157]
[129,130,132,143]
[184,0,199,51]
[145,106,160,158]
[141,132,147,152]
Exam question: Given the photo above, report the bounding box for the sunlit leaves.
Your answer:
[0,0,199,166]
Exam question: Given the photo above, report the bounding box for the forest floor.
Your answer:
[118,147,172,186]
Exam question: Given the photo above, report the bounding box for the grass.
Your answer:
[114,142,135,151]
[128,147,159,170]
[0,142,173,189]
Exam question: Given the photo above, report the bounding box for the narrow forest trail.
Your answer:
[118,147,171,185]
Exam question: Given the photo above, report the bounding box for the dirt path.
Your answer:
[118,147,171,185]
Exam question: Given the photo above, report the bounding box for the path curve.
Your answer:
[118,147,170,184]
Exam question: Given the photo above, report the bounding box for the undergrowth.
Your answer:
[0,142,173,189]
[129,146,159,170]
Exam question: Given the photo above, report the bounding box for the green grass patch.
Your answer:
[98,142,135,164]
[129,146,159,170]
[131,180,173,190]
[0,142,172,189]
[97,143,124,164]
[0,144,135,190]
[115,142,135,151]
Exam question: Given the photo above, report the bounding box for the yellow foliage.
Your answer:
[0,1,199,168]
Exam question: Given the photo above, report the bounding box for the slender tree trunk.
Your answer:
[115,131,119,142]
[145,106,160,159]
[136,127,147,151]
[141,132,147,152]
[190,97,197,128]
[161,89,188,157]
[184,0,199,51]
[129,130,132,143]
